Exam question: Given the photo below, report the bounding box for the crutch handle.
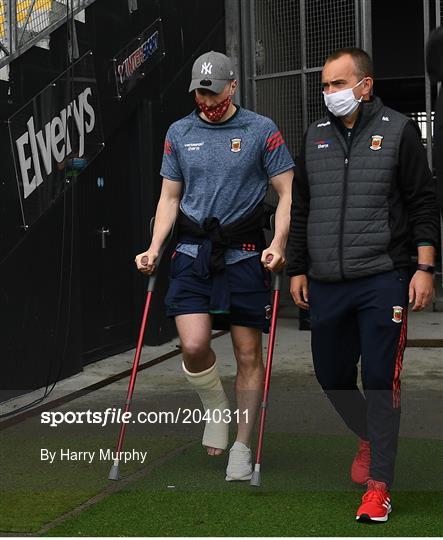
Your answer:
[265,255,283,291]
[274,271,282,291]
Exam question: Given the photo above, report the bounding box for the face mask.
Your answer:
[323,79,365,117]
[195,94,232,122]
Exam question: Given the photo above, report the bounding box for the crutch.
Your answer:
[108,218,173,480]
[250,214,283,487]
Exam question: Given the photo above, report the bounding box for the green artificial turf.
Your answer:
[0,426,193,533]
[43,490,443,537]
[42,434,443,537]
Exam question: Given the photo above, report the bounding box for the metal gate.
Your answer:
[423,0,442,167]
[423,0,443,295]
[227,0,371,162]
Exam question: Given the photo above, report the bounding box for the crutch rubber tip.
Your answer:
[250,470,261,487]
[108,464,120,481]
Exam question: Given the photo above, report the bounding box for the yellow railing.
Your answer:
[0,0,53,41]
[16,0,52,22]
[0,2,5,41]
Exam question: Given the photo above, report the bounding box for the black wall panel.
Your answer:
[0,0,225,401]
[372,0,436,113]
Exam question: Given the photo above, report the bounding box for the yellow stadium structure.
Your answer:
[0,1,53,41]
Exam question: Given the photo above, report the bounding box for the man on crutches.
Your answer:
[135,51,294,481]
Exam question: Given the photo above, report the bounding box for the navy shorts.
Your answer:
[165,252,272,333]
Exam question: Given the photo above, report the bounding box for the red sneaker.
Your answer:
[356,480,392,523]
[351,439,371,484]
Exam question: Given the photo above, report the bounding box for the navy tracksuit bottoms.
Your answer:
[309,269,409,487]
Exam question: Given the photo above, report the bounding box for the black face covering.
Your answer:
[426,26,443,83]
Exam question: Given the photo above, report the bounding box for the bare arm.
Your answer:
[135,178,182,274]
[261,168,293,272]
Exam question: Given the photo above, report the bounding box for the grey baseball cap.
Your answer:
[189,51,236,94]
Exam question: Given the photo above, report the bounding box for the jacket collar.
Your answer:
[328,95,384,138]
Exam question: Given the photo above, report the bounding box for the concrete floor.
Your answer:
[1,303,442,442]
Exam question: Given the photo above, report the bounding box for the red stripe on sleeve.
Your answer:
[267,138,285,152]
[266,131,282,144]
[164,140,172,155]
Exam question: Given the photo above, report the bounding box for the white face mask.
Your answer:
[323,79,365,117]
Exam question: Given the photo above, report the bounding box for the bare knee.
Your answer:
[234,342,263,377]
[181,337,210,358]
[181,339,214,373]
[176,314,213,370]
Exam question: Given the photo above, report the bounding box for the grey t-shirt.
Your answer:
[160,106,295,263]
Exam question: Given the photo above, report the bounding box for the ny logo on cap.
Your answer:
[201,62,213,75]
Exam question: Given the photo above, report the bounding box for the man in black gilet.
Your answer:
[287,47,439,523]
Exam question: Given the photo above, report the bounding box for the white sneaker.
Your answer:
[225,441,253,481]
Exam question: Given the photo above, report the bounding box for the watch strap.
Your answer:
[417,263,435,274]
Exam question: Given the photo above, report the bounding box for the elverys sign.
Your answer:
[8,51,104,228]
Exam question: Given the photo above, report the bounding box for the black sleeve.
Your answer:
[286,135,310,276]
[433,89,443,213]
[398,120,440,247]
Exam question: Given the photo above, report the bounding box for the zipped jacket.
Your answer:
[287,97,439,281]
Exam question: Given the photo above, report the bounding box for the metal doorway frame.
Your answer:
[227,0,371,155]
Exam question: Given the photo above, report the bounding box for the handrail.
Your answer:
[0,0,97,68]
